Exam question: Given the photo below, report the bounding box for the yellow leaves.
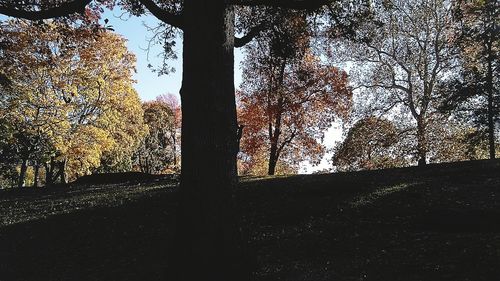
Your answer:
[1,19,145,180]
[66,126,114,177]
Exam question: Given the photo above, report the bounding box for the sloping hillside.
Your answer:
[0,160,499,280]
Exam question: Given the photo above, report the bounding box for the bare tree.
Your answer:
[330,0,459,165]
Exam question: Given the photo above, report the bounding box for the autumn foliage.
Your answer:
[0,20,146,186]
[238,47,352,175]
[134,94,181,174]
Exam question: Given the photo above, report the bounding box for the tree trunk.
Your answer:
[45,156,55,187]
[17,158,28,188]
[172,134,177,169]
[486,41,495,159]
[268,142,278,175]
[33,162,39,188]
[59,159,66,184]
[173,1,248,280]
[417,118,427,166]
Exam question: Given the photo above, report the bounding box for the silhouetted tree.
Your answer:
[0,0,358,278]
[440,0,499,159]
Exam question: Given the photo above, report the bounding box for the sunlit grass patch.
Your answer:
[239,174,292,183]
[349,183,415,208]
[0,182,175,227]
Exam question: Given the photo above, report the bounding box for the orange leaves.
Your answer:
[238,45,353,175]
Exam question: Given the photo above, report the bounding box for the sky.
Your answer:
[100,8,244,102]
[0,9,342,173]
[99,9,343,173]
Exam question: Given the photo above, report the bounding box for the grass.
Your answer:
[0,159,499,280]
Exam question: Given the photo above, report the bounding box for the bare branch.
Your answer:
[230,0,333,10]
[0,0,92,20]
[139,0,183,29]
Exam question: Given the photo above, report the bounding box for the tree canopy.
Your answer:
[239,43,352,175]
[0,19,146,186]
[135,94,181,174]
[4,0,496,279]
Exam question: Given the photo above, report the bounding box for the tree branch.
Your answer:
[0,0,92,20]
[139,0,183,29]
[276,128,296,157]
[231,0,333,10]
[235,23,266,48]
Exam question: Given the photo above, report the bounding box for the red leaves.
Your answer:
[238,49,353,175]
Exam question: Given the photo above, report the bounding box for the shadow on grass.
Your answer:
[0,159,499,281]
[0,193,177,281]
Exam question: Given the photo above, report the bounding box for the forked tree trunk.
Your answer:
[173,1,247,280]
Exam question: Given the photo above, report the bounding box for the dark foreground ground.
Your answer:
[0,160,499,281]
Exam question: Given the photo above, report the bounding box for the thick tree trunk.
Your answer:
[416,118,427,166]
[173,1,248,280]
[17,158,28,188]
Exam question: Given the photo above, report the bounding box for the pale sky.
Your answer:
[0,9,341,174]
[99,8,342,174]
[100,8,244,101]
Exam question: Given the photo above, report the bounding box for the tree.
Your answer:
[135,94,180,174]
[0,20,75,186]
[239,44,352,175]
[0,0,346,279]
[0,117,17,188]
[0,20,146,185]
[329,0,459,166]
[440,0,499,159]
[332,116,407,171]
[155,93,182,168]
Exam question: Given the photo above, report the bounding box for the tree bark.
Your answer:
[17,158,28,188]
[172,134,177,168]
[417,117,427,166]
[268,143,278,175]
[44,157,55,187]
[52,159,67,184]
[486,40,495,159]
[59,159,67,184]
[173,1,248,280]
[33,162,39,188]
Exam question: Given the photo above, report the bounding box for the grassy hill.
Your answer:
[0,160,499,280]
